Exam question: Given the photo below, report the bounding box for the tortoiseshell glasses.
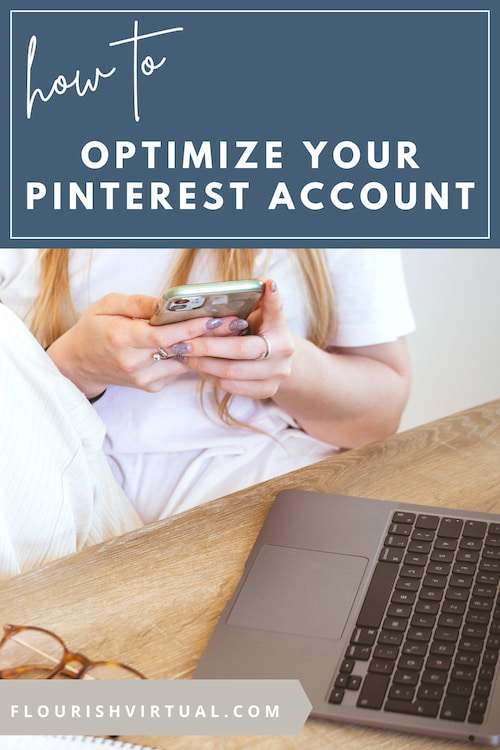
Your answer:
[0,623,146,679]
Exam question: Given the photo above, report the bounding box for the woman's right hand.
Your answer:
[45,293,242,398]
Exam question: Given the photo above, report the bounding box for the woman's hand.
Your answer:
[168,278,412,448]
[173,280,296,399]
[46,293,241,398]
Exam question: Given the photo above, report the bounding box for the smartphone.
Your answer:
[149,279,265,326]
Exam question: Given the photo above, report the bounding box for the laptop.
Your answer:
[194,490,500,744]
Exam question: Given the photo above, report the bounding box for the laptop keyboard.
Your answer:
[329,511,500,725]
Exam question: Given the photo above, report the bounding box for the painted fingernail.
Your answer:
[229,319,249,333]
[206,318,224,330]
[270,280,277,293]
[173,354,188,363]
[171,342,192,355]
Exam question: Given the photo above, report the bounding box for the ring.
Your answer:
[256,334,271,360]
[152,347,170,361]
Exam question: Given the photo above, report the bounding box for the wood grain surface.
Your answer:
[0,399,499,749]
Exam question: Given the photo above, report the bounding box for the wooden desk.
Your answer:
[1,399,499,749]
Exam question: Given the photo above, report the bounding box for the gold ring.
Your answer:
[153,347,170,361]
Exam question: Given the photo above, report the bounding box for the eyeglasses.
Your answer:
[0,623,146,679]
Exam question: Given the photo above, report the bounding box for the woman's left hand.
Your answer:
[176,280,295,399]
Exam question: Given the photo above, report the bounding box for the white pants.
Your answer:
[0,305,142,579]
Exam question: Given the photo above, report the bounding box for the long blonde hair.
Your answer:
[30,249,336,423]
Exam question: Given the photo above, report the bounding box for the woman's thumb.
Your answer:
[259,279,283,323]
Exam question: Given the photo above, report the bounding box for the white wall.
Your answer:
[399,249,500,431]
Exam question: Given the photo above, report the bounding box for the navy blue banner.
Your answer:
[3,3,497,247]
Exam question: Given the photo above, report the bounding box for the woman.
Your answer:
[0,248,414,577]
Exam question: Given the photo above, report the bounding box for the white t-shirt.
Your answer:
[0,249,415,522]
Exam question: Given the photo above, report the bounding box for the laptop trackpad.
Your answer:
[227,544,368,640]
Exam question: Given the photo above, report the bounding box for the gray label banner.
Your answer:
[0,679,312,735]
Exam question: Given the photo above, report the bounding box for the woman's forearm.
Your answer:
[272,335,412,449]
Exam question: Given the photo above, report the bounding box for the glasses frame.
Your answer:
[0,623,146,679]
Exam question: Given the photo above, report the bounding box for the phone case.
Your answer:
[149,279,264,325]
